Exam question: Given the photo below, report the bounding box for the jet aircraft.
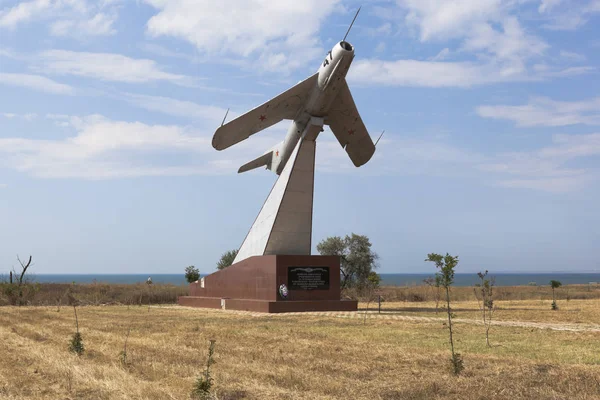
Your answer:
[212,9,377,174]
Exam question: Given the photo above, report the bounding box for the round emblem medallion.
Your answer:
[278,284,288,299]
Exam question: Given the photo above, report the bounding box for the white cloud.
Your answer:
[50,11,117,36]
[142,0,340,73]
[0,47,21,59]
[538,0,600,30]
[0,72,75,94]
[540,133,600,158]
[319,126,599,192]
[539,0,565,13]
[0,183,7,189]
[36,50,193,86]
[430,47,450,61]
[400,0,548,66]
[122,93,228,123]
[1,112,37,120]
[477,97,600,127]
[0,115,213,179]
[140,43,199,62]
[400,0,502,41]
[479,133,600,192]
[543,66,596,77]
[356,0,593,88]
[0,0,50,29]
[400,0,548,62]
[0,112,287,179]
[559,50,586,63]
[349,59,508,88]
[0,0,121,35]
[0,112,597,192]
[461,16,548,72]
[349,58,593,88]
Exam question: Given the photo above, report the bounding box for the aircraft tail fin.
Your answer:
[238,152,273,174]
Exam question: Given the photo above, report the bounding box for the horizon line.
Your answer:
[9,271,600,275]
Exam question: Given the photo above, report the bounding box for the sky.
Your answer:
[0,0,599,275]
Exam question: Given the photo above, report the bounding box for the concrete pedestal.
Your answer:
[178,255,357,313]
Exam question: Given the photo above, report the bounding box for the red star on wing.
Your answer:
[259,115,266,121]
[348,129,355,136]
[275,150,279,157]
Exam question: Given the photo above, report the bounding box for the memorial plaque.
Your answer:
[288,267,329,290]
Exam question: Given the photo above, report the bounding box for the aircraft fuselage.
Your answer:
[273,41,355,174]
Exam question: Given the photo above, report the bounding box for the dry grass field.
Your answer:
[1,297,600,399]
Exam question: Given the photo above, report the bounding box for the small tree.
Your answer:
[317,233,379,290]
[550,280,562,310]
[67,294,84,356]
[217,250,238,270]
[361,273,381,325]
[192,339,217,399]
[474,270,495,347]
[185,266,200,283]
[425,253,463,375]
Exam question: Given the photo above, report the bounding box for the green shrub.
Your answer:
[69,332,84,356]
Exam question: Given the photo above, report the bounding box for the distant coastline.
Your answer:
[16,273,600,287]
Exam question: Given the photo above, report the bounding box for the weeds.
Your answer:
[192,339,217,399]
[65,369,73,393]
[118,325,132,366]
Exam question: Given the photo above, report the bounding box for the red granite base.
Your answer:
[178,296,357,313]
[177,255,357,313]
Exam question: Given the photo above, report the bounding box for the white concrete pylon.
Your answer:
[233,119,322,263]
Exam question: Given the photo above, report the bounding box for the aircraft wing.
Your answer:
[212,73,318,150]
[325,79,375,167]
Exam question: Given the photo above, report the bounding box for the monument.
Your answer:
[179,11,379,313]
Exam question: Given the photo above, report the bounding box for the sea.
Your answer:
[23,273,600,287]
